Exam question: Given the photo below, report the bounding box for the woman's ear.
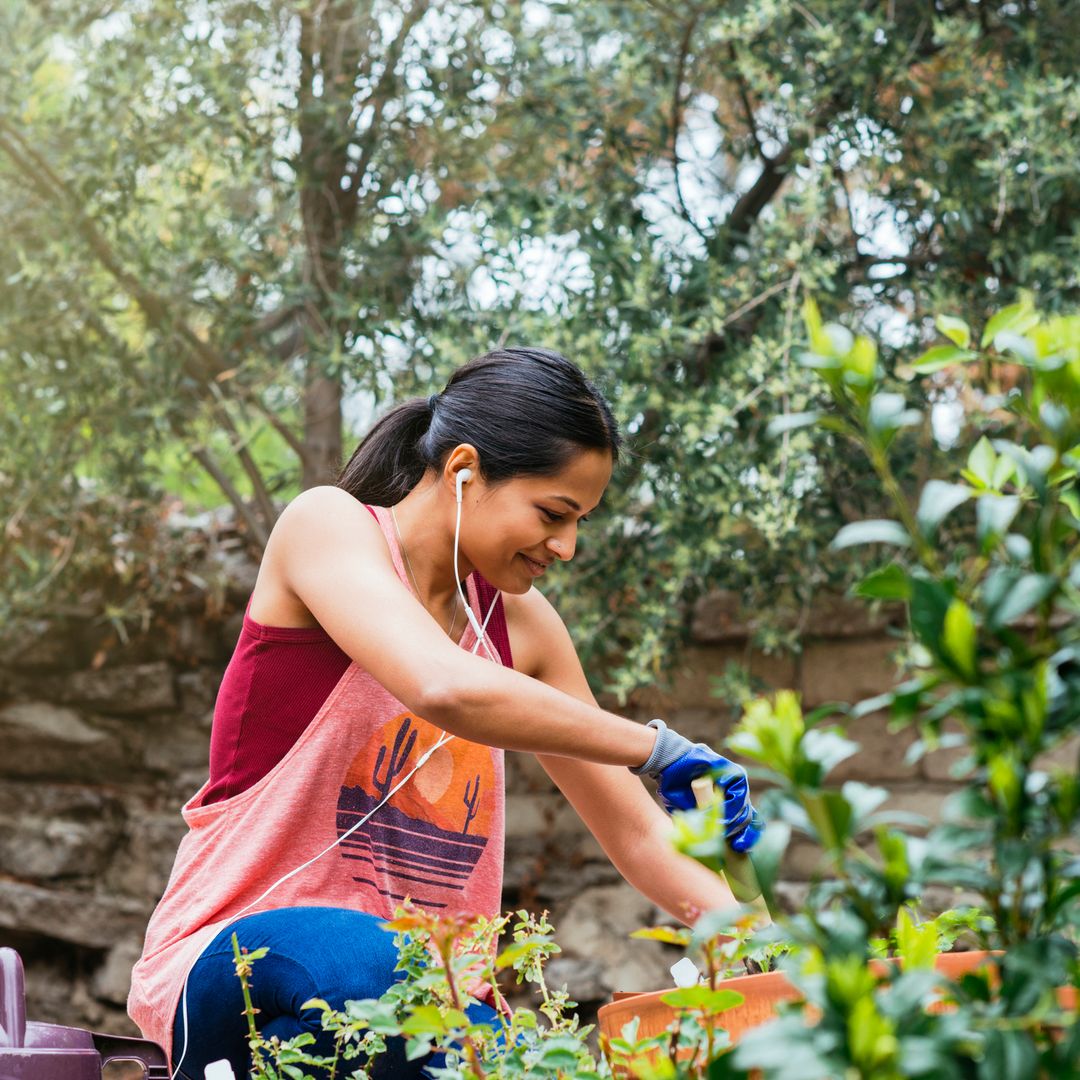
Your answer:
[443,444,480,498]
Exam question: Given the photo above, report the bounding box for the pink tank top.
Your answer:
[128,507,508,1059]
[201,503,512,805]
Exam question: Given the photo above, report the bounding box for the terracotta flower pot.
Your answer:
[600,969,801,1051]
[598,950,1075,1071]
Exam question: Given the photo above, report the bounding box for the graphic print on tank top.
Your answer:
[336,713,495,909]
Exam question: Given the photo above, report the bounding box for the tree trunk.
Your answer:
[302,369,344,488]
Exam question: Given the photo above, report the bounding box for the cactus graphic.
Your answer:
[373,718,417,802]
[462,774,481,834]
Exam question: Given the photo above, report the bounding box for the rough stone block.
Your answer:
[0,621,74,669]
[91,936,145,1006]
[169,615,227,663]
[220,611,246,653]
[0,703,132,782]
[799,593,904,639]
[828,712,919,783]
[543,955,608,1003]
[551,883,677,996]
[104,807,188,901]
[881,787,952,830]
[800,639,898,706]
[141,716,212,773]
[917,720,972,782]
[505,751,559,794]
[1035,734,1080,773]
[504,792,585,840]
[691,589,903,645]
[780,838,829,882]
[205,547,260,600]
[0,880,148,949]
[0,782,124,880]
[58,662,176,715]
[177,670,221,724]
[690,591,749,643]
[747,649,801,693]
[503,846,619,911]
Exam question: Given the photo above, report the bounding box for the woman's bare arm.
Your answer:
[268,486,656,767]
[508,586,738,923]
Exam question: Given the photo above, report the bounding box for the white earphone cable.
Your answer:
[172,497,500,1080]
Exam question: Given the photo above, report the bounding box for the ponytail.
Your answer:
[337,347,621,505]
[337,397,435,505]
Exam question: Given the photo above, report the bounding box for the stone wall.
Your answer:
[0,551,963,1041]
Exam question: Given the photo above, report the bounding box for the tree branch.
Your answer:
[192,446,270,548]
[0,120,227,383]
[247,394,310,469]
[722,143,795,240]
[208,384,280,531]
[342,0,431,226]
[726,44,767,162]
[669,10,708,243]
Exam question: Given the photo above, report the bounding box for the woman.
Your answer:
[128,347,762,1079]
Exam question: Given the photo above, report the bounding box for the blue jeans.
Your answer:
[171,906,497,1080]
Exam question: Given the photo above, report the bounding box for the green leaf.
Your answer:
[538,1045,584,1068]
[912,344,976,374]
[1003,533,1032,562]
[895,908,938,970]
[831,520,912,549]
[942,599,977,678]
[966,436,997,487]
[981,295,1039,349]
[842,334,877,384]
[978,1029,1039,1080]
[935,314,970,348]
[991,452,1016,489]
[994,330,1036,362]
[853,563,912,601]
[910,576,952,651]
[975,494,1021,546]
[826,322,855,357]
[916,480,973,536]
[987,573,1056,628]
[803,296,830,354]
[868,392,920,436]
[660,986,745,1015]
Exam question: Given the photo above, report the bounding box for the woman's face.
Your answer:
[463,449,613,594]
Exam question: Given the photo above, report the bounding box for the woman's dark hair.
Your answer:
[337,347,621,505]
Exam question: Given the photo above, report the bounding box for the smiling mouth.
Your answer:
[521,554,550,576]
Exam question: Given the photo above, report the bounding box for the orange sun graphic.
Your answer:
[342,712,495,836]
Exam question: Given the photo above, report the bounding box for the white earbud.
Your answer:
[456,467,473,503]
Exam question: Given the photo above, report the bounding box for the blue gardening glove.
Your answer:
[630,719,764,853]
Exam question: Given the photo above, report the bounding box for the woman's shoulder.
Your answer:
[274,486,381,538]
[281,484,375,518]
[266,487,388,569]
[254,488,389,626]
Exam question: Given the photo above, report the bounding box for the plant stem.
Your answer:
[438,938,487,1079]
[231,933,263,1057]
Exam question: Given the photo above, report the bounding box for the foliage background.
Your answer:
[2,0,1077,694]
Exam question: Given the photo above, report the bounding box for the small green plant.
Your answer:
[234,905,606,1080]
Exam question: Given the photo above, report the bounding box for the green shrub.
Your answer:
[235,298,1079,1079]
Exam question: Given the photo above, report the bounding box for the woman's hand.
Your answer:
[631,719,764,853]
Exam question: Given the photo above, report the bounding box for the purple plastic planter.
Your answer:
[0,948,168,1080]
